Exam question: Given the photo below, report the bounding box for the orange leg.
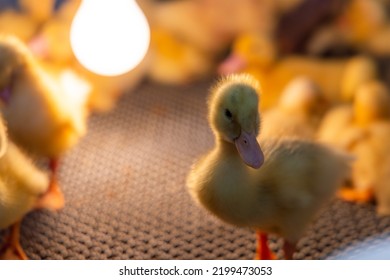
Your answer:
[283,240,296,260]
[255,232,276,260]
[337,187,375,204]
[0,221,28,260]
[35,158,64,211]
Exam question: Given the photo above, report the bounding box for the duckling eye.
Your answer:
[225,109,233,120]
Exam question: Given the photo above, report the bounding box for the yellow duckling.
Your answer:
[368,123,390,216]
[187,74,351,259]
[147,27,216,84]
[219,33,378,109]
[0,116,60,260]
[261,76,327,139]
[0,35,90,207]
[19,0,55,25]
[347,122,390,212]
[28,0,80,65]
[0,9,38,42]
[336,81,390,203]
[316,105,354,148]
[308,0,390,56]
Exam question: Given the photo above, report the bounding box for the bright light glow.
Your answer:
[70,0,150,76]
[59,69,91,104]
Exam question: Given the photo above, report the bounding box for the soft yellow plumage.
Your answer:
[0,35,90,209]
[0,116,55,260]
[219,33,378,109]
[261,77,327,139]
[330,81,390,204]
[0,35,87,158]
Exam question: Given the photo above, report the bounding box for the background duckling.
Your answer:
[261,76,327,139]
[187,74,351,259]
[316,104,354,148]
[0,116,60,260]
[0,9,38,43]
[308,0,390,56]
[219,32,378,109]
[19,0,55,26]
[347,123,390,211]
[370,123,390,216]
[336,81,390,203]
[0,35,90,208]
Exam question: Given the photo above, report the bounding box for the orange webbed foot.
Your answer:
[337,187,374,203]
[0,222,28,260]
[35,180,64,211]
[255,232,277,260]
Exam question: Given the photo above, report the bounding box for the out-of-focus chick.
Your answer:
[0,35,90,206]
[337,81,390,203]
[261,77,327,139]
[147,27,216,84]
[0,116,62,260]
[28,0,81,65]
[187,74,351,259]
[316,105,354,148]
[0,9,38,42]
[308,0,390,56]
[370,123,390,215]
[19,0,55,25]
[219,33,378,109]
[347,123,390,209]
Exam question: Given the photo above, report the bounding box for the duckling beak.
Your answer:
[217,54,247,75]
[234,130,264,169]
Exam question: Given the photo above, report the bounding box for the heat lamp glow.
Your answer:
[70,0,150,76]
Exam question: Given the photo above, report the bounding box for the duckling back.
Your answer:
[255,138,351,242]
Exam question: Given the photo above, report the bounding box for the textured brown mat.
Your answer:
[1,79,390,260]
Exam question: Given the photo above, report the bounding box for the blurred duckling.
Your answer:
[0,35,90,207]
[147,27,216,84]
[261,76,327,139]
[369,123,390,216]
[308,0,390,56]
[28,0,80,65]
[219,33,378,109]
[187,74,351,259]
[0,117,61,260]
[316,105,354,148]
[336,81,390,203]
[19,0,55,25]
[0,9,38,42]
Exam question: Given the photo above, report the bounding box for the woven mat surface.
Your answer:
[1,79,390,260]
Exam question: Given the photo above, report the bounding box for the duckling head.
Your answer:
[208,74,264,169]
[354,80,390,126]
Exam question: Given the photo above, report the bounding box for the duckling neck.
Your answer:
[216,138,239,157]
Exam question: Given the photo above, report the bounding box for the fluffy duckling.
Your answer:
[219,33,378,109]
[0,9,38,42]
[346,123,390,209]
[0,116,61,260]
[261,77,327,139]
[147,27,216,84]
[369,123,390,215]
[19,0,55,25]
[187,74,351,259]
[0,35,90,207]
[28,0,80,65]
[308,0,390,56]
[336,81,390,203]
[316,105,354,148]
